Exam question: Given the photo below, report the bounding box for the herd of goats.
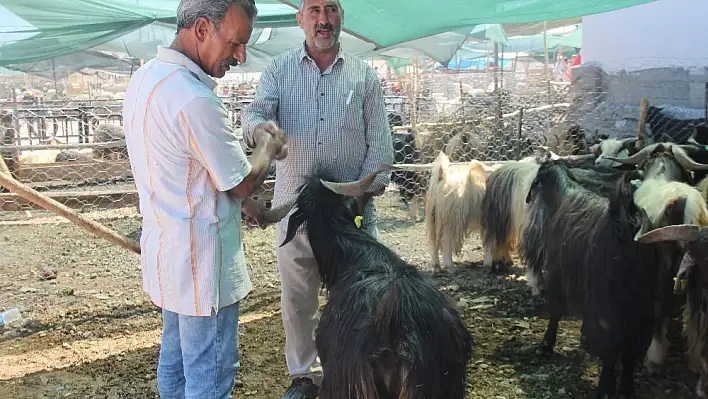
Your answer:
[249,103,708,398]
[8,104,708,397]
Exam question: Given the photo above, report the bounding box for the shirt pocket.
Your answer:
[338,87,364,133]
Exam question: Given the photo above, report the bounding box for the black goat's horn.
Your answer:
[259,198,297,226]
[671,145,708,171]
[635,224,700,243]
[603,142,660,165]
[620,137,638,148]
[321,164,396,197]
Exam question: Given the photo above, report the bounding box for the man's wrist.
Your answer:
[251,143,275,169]
[254,129,272,147]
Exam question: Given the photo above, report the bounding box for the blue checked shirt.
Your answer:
[241,43,394,233]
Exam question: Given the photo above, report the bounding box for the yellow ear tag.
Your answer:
[354,215,363,228]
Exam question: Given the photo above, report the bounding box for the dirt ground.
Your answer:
[0,192,699,398]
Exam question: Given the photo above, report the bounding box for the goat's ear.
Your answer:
[635,224,700,243]
[280,212,304,248]
[633,206,652,240]
[663,196,688,226]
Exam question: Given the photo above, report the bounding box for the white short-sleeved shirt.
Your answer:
[122,46,253,317]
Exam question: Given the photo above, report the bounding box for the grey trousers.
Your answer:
[274,220,379,385]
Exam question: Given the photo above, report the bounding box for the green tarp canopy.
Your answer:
[456,24,582,61]
[0,0,655,75]
[268,0,647,48]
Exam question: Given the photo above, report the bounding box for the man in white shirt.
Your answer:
[122,0,286,397]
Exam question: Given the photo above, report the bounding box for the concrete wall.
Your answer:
[601,68,708,109]
[579,0,708,112]
[568,64,707,141]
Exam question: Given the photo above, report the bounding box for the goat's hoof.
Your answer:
[618,381,634,398]
[643,358,663,375]
[488,262,508,275]
[535,343,554,357]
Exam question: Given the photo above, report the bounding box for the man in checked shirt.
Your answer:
[241,0,394,397]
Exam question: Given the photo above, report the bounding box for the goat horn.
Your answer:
[389,164,433,171]
[678,143,708,153]
[603,142,659,165]
[671,145,708,171]
[259,198,297,226]
[686,137,701,147]
[564,154,597,162]
[620,137,638,148]
[635,224,700,243]
[320,164,396,197]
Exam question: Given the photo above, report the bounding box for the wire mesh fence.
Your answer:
[1,65,707,225]
[0,92,270,223]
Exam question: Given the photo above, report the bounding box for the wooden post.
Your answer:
[411,52,419,131]
[0,170,141,254]
[516,107,524,159]
[493,42,499,92]
[0,111,19,180]
[637,97,649,149]
[543,21,551,101]
[500,44,504,89]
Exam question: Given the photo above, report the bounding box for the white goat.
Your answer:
[425,151,495,274]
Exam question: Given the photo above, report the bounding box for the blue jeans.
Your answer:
[157,301,241,399]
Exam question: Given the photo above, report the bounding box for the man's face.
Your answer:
[297,0,342,52]
[194,5,253,78]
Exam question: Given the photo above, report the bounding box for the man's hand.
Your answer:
[242,197,268,227]
[254,121,288,160]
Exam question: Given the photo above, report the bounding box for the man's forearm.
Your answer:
[248,144,275,189]
[227,142,276,200]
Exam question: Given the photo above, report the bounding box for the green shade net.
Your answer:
[271,0,655,47]
[0,0,654,73]
[458,24,582,59]
[0,0,298,66]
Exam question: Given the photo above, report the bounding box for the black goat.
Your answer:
[637,222,708,398]
[518,162,629,295]
[591,136,641,170]
[391,130,427,221]
[685,123,708,183]
[278,166,474,399]
[479,157,626,280]
[603,142,708,375]
[647,105,705,145]
[522,159,659,398]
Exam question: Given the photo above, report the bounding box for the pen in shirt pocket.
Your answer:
[345,90,353,105]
